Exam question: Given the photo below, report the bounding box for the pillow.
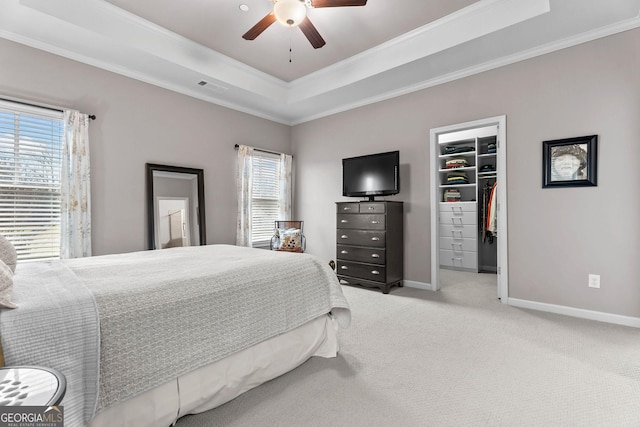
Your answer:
[0,234,17,273]
[0,260,17,309]
[276,228,303,252]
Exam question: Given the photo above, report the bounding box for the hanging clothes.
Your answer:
[487,182,497,234]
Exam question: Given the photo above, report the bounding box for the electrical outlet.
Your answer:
[588,274,600,289]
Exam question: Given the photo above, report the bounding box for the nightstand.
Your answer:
[0,366,66,406]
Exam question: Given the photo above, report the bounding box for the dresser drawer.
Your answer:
[439,249,478,270]
[337,261,386,283]
[336,230,386,247]
[337,214,386,230]
[359,202,386,213]
[439,211,477,226]
[337,244,385,265]
[439,224,477,239]
[439,202,476,213]
[336,203,360,213]
[439,237,477,252]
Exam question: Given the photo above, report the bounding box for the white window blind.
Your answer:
[0,100,64,261]
[251,152,281,247]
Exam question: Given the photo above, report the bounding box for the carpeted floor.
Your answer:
[175,270,640,426]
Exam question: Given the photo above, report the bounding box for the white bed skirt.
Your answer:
[89,314,338,427]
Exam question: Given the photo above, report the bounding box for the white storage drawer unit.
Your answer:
[439,202,478,272]
[439,249,478,270]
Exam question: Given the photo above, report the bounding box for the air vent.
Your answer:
[196,80,228,93]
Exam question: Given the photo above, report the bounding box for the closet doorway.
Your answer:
[429,116,508,301]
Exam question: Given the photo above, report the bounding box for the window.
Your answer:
[0,100,64,261]
[251,152,281,247]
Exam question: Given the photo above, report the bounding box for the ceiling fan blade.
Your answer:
[242,12,276,40]
[310,0,367,7]
[299,17,326,49]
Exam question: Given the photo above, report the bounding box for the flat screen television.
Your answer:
[342,151,399,201]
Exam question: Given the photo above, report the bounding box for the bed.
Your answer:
[0,244,350,427]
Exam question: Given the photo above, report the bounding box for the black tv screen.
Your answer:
[342,151,399,200]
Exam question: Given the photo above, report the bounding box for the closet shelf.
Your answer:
[439,166,476,173]
[439,183,475,188]
[438,152,476,159]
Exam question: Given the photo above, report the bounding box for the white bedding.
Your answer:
[0,244,350,427]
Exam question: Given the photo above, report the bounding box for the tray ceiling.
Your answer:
[1,0,639,124]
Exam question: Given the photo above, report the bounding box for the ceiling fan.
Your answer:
[242,0,367,49]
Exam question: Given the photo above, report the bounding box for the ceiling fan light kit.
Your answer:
[242,0,367,49]
[274,0,307,27]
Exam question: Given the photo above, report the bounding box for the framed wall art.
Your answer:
[542,135,597,188]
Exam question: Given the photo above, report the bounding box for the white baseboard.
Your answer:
[508,298,640,328]
[395,282,640,328]
[402,280,437,292]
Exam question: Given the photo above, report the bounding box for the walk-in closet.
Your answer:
[430,116,508,300]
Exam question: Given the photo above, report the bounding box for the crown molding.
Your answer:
[288,13,640,125]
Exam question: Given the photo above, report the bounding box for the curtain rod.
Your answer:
[233,144,292,158]
[0,97,96,120]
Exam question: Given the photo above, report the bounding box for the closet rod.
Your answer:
[0,97,96,120]
[233,144,292,158]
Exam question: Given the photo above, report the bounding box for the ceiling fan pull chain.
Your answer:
[289,28,293,63]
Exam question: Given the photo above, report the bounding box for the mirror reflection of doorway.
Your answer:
[156,197,191,249]
[146,163,206,250]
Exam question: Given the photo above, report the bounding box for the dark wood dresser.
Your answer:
[336,201,403,294]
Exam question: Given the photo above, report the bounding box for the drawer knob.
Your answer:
[367,206,375,210]
[343,207,351,211]
[341,265,348,270]
[341,219,348,223]
[371,220,379,224]
[341,235,348,239]
[371,254,380,258]
[341,250,348,254]
[371,270,380,275]
[371,237,380,241]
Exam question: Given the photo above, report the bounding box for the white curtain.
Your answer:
[279,153,293,220]
[60,110,92,258]
[236,145,254,247]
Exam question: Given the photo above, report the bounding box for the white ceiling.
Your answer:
[1,0,639,125]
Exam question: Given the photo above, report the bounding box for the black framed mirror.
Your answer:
[146,163,206,250]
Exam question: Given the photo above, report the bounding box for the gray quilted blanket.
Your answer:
[64,244,351,413]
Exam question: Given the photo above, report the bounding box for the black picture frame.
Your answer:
[542,135,597,188]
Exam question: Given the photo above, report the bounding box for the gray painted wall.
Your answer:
[0,38,291,256]
[1,28,638,319]
[292,28,640,318]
